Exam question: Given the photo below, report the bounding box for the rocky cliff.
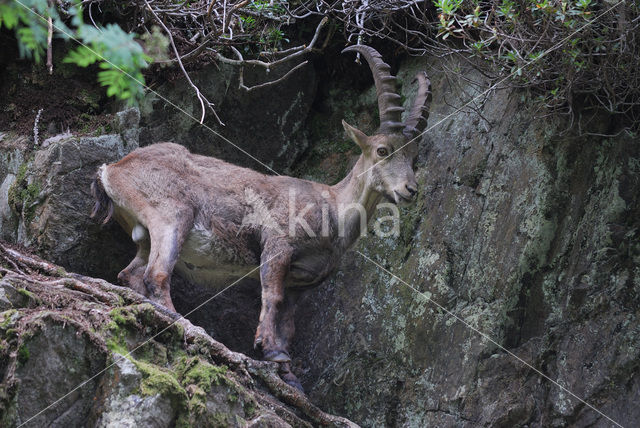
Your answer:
[291,57,640,427]
[1,49,638,427]
[0,242,356,427]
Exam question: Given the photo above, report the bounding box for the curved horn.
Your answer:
[403,72,431,140]
[342,45,404,134]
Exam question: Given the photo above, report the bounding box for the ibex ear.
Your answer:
[342,120,369,150]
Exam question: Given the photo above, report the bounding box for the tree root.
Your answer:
[0,240,359,427]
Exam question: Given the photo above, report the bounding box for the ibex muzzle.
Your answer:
[91,45,431,391]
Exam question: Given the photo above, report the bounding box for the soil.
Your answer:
[0,31,114,139]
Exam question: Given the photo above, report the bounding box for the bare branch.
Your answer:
[216,16,327,91]
[143,0,224,125]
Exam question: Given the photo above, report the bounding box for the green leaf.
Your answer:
[16,25,46,63]
[63,46,100,67]
[0,5,20,30]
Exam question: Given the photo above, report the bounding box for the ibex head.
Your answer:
[342,45,431,205]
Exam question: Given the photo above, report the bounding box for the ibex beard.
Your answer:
[91,45,431,391]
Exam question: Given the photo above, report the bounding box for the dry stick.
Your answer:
[230,46,309,92]
[216,16,328,91]
[1,243,59,276]
[223,0,249,36]
[206,0,217,18]
[143,0,224,126]
[217,16,327,68]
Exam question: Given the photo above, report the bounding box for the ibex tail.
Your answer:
[90,166,114,225]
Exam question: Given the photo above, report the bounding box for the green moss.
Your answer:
[14,163,27,184]
[243,400,257,418]
[176,356,227,390]
[106,337,128,355]
[4,329,18,339]
[16,288,34,300]
[102,305,241,424]
[109,307,138,327]
[135,359,188,404]
[77,89,101,111]
[137,341,169,366]
[7,162,41,224]
[399,199,424,248]
[17,344,29,365]
[105,314,132,358]
[0,310,17,329]
[206,412,234,427]
[6,164,27,208]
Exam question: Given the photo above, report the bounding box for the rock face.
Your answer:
[0,243,356,427]
[0,109,141,282]
[1,50,639,427]
[138,62,316,173]
[289,57,640,426]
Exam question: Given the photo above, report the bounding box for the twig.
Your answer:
[217,16,327,69]
[216,16,327,91]
[229,46,309,92]
[143,0,224,126]
[223,0,249,36]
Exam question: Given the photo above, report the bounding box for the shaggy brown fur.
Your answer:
[92,45,431,391]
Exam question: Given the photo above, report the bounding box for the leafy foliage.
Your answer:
[65,23,150,101]
[430,0,640,122]
[2,0,638,129]
[310,0,639,130]
[0,0,154,103]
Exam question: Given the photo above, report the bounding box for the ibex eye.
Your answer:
[377,147,389,157]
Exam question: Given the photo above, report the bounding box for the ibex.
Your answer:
[91,45,431,390]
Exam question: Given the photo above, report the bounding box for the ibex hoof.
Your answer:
[279,362,304,393]
[264,349,291,363]
[117,270,129,286]
[143,278,157,295]
[253,336,263,350]
[284,376,304,393]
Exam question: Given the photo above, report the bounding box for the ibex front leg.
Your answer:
[255,240,292,363]
[277,290,304,391]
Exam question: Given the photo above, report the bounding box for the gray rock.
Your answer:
[138,62,316,173]
[0,145,24,242]
[285,56,640,427]
[3,110,142,281]
[13,323,107,427]
[2,47,637,428]
[0,248,347,428]
[115,108,141,148]
[95,355,175,428]
[0,281,28,310]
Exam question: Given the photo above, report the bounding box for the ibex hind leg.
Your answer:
[118,224,150,296]
[143,208,194,312]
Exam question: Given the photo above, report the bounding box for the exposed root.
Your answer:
[0,240,359,427]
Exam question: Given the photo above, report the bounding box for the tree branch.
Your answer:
[143,0,224,125]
